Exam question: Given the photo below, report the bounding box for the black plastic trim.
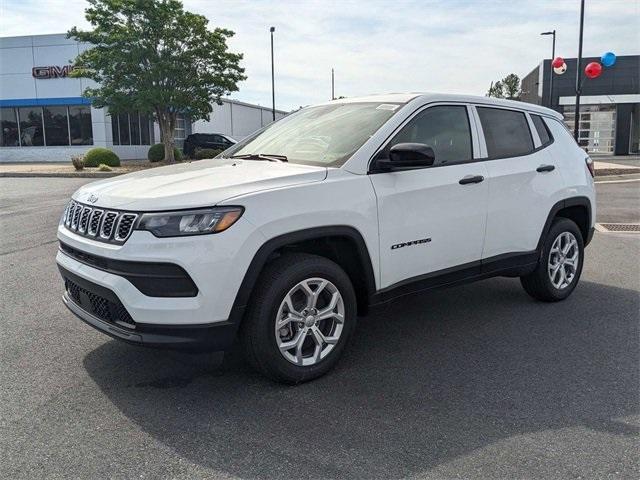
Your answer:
[59,242,198,298]
[372,250,538,305]
[59,265,240,351]
[535,196,593,252]
[231,226,377,311]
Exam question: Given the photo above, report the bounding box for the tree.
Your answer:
[502,74,521,100]
[486,74,522,100]
[487,81,504,99]
[69,0,246,162]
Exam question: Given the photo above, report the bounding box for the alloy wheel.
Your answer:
[274,277,345,366]
[548,231,579,289]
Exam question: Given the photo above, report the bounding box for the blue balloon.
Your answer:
[601,51,616,67]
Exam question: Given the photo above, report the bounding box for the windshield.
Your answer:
[222,102,402,167]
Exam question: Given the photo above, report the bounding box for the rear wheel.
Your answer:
[521,217,584,302]
[241,253,357,384]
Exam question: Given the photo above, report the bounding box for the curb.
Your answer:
[595,168,640,177]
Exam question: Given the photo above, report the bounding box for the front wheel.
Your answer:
[241,253,357,384]
[521,217,585,302]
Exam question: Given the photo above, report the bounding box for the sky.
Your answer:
[1,0,638,111]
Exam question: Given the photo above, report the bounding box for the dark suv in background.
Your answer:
[183,133,236,157]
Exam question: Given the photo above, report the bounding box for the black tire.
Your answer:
[521,217,585,302]
[241,253,357,384]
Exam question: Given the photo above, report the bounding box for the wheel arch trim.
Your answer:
[231,225,377,313]
[537,196,593,254]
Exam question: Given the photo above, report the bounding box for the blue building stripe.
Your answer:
[0,97,91,108]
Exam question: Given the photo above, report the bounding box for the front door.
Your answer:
[369,104,489,289]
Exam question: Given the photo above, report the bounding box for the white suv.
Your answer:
[57,93,595,383]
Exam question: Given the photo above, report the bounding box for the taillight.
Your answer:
[585,156,595,178]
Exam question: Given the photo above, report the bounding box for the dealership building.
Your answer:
[0,34,287,162]
[521,54,639,156]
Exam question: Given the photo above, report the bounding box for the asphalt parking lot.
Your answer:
[1,177,638,479]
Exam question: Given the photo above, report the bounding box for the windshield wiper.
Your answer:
[230,153,288,162]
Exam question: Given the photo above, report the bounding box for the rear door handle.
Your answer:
[536,164,555,173]
[459,175,484,185]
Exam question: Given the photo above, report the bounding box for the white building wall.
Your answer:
[192,99,287,140]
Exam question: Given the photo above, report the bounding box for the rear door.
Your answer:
[369,104,489,289]
[474,106,564,259]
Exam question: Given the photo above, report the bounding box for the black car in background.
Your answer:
[183,133,236,157]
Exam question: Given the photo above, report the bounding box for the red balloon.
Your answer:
[552,57,565,68]
[585,62,602,79]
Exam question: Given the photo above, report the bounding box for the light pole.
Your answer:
[541,30,556,109]
[573,0,585,141]
[331,68,335,100]
[270,26,275,121]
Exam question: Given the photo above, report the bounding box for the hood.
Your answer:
[73,159,327,211]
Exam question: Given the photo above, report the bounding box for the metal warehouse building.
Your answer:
[0,34,287,162]
[521,55,639,156]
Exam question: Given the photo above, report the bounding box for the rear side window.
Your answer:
[531,114,553,146]
[477,107,534,158]
[387,105,472,166]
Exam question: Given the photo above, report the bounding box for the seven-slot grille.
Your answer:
[63,200,138,244]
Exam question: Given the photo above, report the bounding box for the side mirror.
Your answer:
[375,143,435,171]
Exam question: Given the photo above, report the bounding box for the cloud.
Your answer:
[1,0,638,110]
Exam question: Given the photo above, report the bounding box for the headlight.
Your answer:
[136,207,243,237]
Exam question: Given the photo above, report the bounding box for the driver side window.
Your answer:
[385,105,473,166]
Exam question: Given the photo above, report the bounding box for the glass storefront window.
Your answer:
[18,107,45,146]
[110,114,120,145]
[118,113,130,145]
[140,114,151,145]
[130,111,141,145]
[1,108,20,146]
[43,106,69,146]
[630,106,639,154]
[108,110,151,146]
[563,104,616,154]
[174,114,186,148]
[69,106,93,145]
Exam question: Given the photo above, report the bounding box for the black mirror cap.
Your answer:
[373,143,435,172]
[389,143,435,164]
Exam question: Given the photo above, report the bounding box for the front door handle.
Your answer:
[459,175,484,185]
[536,164,555,173]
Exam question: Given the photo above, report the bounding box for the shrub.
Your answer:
[98,163,113,172]
[71,155,84,171]
[194,148,222,160]
[84,147,120,167]
[148,143,182,162]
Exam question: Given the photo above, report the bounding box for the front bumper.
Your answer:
[60,265,242,350]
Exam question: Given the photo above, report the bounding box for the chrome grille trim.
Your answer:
[87,209,104,236]
[100,211,119,240]
[65,201,76,227]
[71,203,83,230]
[78,206,93,233]
[114,214,138,242]
[63,200,140,244]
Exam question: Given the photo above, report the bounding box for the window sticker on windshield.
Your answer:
[376,104,399,111]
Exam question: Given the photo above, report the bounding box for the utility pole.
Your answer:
[331,68,335,100]
[573,0,585,140]
[270,26,276,121]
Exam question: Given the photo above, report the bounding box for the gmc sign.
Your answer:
[32,65,75,79]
